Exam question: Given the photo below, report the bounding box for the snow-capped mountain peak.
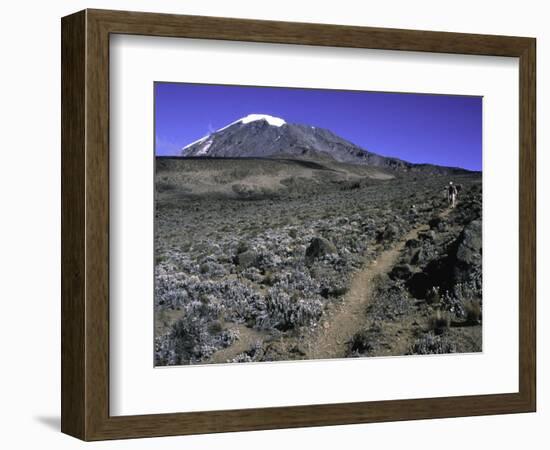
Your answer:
[182,113,379,162]
[216,114,286,132]
[181,114,286,152]
[239,114,286,127]
[178,114,470,174]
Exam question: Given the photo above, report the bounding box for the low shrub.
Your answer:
[425,286,441,305]
[262,287,323,331]
[410,332,456,355]
[348,329,374,354]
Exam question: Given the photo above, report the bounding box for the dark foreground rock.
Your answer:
[454,219,482,282]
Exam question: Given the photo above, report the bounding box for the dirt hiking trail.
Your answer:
[208,206,453,363]
[303,206,452,360]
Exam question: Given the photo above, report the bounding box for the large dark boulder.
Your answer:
[454,220,482,282]
[305,237,337,264]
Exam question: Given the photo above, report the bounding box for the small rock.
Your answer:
[305,237,337,264]
[389,264,413,280]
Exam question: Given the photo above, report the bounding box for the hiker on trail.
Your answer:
[447,181,458,208]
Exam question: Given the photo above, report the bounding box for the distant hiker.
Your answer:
[447,181,458,208]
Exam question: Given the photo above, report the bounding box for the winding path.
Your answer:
[303,206,453,359]
[207,207,453,363]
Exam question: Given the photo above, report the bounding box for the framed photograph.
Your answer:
[61,9,536,441]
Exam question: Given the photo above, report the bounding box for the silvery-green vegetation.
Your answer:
[154,157,482,365]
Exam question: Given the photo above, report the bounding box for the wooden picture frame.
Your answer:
[61,9,536,441]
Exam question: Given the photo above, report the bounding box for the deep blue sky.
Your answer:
[155,82,482,171]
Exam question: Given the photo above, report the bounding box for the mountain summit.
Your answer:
[181,114,468,173]
[182,114,406,167]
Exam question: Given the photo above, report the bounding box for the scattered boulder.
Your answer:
[198,261,226,276]
[377,223,399,243]
[454,220,482,282]
[235,249,259,268]
[389,264,413,280]
[418,230,436,241]
[305,237,337,264]
[405,218,482,300]
[405,238,420,249]
[320,284,348,298]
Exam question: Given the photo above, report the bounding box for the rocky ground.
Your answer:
[154,157,482,366]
